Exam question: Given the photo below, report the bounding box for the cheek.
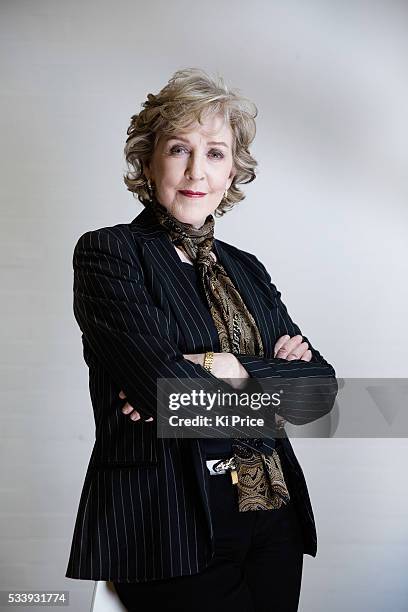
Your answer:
[209,164,233,189]
[156,180,176,201]
[153,157,177,180]
[209,176,229,192]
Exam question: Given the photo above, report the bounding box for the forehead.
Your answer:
[159,114,233,146]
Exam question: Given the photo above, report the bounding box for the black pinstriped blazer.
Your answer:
[65,204,337,582]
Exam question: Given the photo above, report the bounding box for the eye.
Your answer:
[169,145,189,155]
[168,145,225,160]
[208,149,224,160]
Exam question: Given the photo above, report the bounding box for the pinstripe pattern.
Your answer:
[65,205,337,582]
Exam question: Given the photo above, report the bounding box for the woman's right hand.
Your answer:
[120,390,154,422]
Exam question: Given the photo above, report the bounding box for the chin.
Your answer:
[172,205,203,223]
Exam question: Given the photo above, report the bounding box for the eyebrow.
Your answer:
[165,135,229,148]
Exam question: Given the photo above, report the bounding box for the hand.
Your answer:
[119,390,154,422]
[184,352,249,389]
[272,334,312,429]
[273,334,312,361]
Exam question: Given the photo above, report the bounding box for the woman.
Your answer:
[65,68,337,612]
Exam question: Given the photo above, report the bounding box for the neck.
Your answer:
[148,198,215,243]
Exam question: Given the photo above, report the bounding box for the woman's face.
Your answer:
[144,114,236,228]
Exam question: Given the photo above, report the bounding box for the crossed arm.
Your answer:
[74,228,336,424]
[122,334,313,422]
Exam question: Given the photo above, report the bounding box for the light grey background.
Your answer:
[1,1,407,611]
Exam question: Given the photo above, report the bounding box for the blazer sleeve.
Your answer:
[234,254,338,425]
[73,228,233,420]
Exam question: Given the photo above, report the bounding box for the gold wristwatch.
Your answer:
[203,351,214,372]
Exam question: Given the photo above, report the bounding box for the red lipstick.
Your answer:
[178,190,207,198]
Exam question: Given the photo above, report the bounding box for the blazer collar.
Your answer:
[129,204,167,239]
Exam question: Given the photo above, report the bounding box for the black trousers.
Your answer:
[114,472,304,612]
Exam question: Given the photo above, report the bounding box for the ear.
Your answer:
[142,160,153,181]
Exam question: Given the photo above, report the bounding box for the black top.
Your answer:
[182,261,233,459]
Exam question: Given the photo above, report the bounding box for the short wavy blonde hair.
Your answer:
[123,67,258,217]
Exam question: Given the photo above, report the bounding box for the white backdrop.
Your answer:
[1,1,407,610]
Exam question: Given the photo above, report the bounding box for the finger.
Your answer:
[275,335,303,358]
[122,404,153,422]
[121,402,134,414]
[273,335,290,357]
[119,390,126,399]
[301,349,313,362]
[286,341,309,361]
[295,345,311,360]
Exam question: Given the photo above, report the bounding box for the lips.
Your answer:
[178,190,207,197]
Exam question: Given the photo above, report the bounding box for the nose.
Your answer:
[185,151,204,181]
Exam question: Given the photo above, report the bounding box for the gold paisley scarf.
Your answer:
[149,197,290,511]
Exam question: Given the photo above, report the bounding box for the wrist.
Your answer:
[203,351,215,372]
